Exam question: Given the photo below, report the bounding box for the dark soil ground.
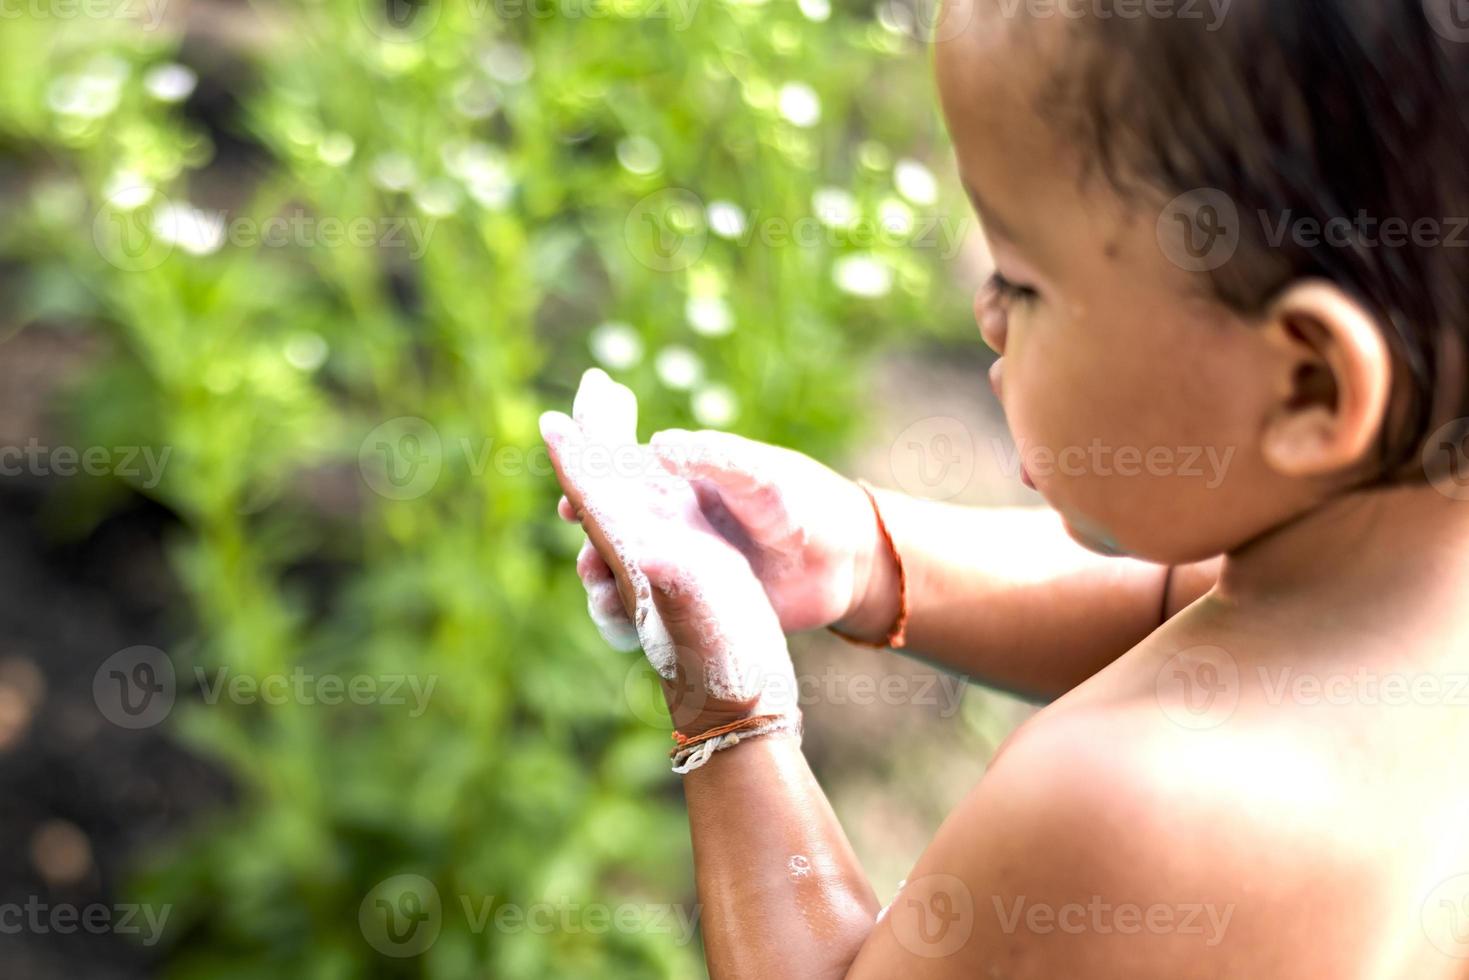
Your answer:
[0,332,232,979]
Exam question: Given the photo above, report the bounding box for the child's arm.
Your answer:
[564,429,1222,702]
[837,490,1223,700]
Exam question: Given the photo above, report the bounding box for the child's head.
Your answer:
[935,0,1469,562]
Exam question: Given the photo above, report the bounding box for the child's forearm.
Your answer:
[682,732,879,980]
[834,491,1220,701]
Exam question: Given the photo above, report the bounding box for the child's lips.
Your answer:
[1021,466,1035,490]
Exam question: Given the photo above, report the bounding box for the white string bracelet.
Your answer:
[670,713,803,774]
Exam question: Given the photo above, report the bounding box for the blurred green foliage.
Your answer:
[1,0,969,975]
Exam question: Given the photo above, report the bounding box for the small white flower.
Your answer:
[692,384,738,427]
[878,196,915,236]
[833,253,894,298]
[589,321,644,370]
[413,178,462,217]
[318,132,356,167]
[654,345,704,390]
[481,43,534,85]
[616,136,662,176]
[452,78,500,120]
[798,0,831,21]
[706,200,747,239]
[143,63,197,104]
[812,187,858,229]
[284,332,329,371]
[370,153,418,193]
[103,172,154,210]
[152,203,226,256]
[441,142,514,208]
[859,140,892,172]
[777,82,821,128]
[686,295,734,337]
[47,74,121,121]
[894,158,938,206]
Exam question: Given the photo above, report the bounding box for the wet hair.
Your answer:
[1048,0,1469,480]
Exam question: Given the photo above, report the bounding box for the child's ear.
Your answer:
[1258,281,1392,479]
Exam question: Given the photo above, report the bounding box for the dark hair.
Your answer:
[1048,1,1469,480]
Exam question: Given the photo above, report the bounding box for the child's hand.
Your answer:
[540,369,797,732]
[558,425,883,638]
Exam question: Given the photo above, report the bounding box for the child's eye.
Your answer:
[988,271,1039,304]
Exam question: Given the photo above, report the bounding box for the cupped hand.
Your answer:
[540,369,797,733]
[557,423,883,638]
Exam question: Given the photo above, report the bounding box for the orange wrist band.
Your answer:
[670,713,785,754]
[828,479,909,650]
[669,713,801,774]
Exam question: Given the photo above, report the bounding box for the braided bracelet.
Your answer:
[669,713,803,774]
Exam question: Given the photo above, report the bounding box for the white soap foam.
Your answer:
[559,369,795,702]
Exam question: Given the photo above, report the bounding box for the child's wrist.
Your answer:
[831,481,907,647]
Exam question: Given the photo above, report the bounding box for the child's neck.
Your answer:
[1218,483,1469,648]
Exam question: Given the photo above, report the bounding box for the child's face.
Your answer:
[934,4,1328,563]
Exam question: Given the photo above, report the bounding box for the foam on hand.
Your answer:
[564,368,678,679]
[547,368,794,706]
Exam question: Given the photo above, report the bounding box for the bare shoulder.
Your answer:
[847,690,1458,979]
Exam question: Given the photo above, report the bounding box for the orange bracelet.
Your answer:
[827,479,909,650]
[670,713,786,757]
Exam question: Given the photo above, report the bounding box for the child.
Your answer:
[540,1,1469,975]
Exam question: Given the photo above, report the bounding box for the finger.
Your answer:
[577,539,615,586]
[558,495,576,522]
[587,583,640,652]
[539,410,639,613]
[649,429,797,545]
[573,367,638,448]
[641,550,764,707]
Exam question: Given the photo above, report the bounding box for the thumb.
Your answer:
[639,557,696,633]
